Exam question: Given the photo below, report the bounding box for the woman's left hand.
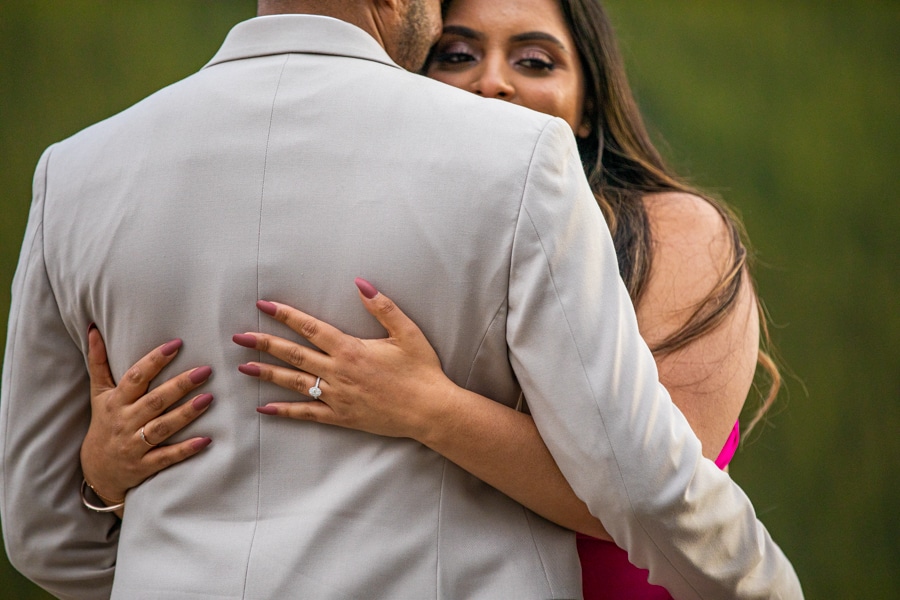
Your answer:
[233,278,458,442]
[236,279,612,540]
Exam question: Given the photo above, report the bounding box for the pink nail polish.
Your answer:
[189,366,212,384]
[239,363,261,377]
[160,338,183,356]
[232,333,257,349]
[257,300,277,316]
[191,437,212,451]
[257,405,278,415]
[192,393,214,411]
[355,277,378,299]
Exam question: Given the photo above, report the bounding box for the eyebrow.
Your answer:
[441,26,569,53]
[441,25,484,40]
[510,31,568,52]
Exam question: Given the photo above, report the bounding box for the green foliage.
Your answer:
[1,2,897,598]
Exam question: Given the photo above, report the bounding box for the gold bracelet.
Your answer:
[81,479,125,513]
[87,479,125,504]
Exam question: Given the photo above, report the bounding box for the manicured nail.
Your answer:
[257,405,278,415]
[192,393,214,411]
[239,363,261,377]
[189,366,212,384]
[232,333,257,349]
[160,338,183,356]
[355,277,378,299]
[257,300,277,316]
[191,437,212,451]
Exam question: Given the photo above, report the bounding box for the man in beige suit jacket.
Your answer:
[0,2,802,599]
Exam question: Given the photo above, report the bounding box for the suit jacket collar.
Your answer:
[204,14,403,71]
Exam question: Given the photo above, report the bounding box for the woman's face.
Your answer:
[425,0,589,137]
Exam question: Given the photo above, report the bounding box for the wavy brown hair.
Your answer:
[560,0,779,434]
[430,0,779,434]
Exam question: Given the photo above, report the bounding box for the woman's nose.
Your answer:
[471,59,515,99]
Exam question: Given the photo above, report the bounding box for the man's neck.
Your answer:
[256,0,386,49]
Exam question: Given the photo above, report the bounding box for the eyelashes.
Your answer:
[430,41,557,73]
[432,51,476,65]
[517,49,555,72]
[431,40,479,66]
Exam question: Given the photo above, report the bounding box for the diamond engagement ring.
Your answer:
[309,377,322,400]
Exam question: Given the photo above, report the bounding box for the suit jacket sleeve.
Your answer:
[1,146,119,600]
[506,118,802,600]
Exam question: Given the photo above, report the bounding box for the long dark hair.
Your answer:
[427,0,779,433]
[559,0,779,433]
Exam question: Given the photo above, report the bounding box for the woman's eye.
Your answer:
[433,51,476,65]
[430,40,479,67]
[519,58,554,71]
[516,49,556,72]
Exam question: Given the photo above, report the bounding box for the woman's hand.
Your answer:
[233,279,609,539]
[234,278,458,442]
[235,279,610,540]
[80,326,214,513]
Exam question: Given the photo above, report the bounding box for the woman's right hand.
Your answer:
[80,326,214,513]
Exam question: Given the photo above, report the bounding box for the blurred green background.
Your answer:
[1,1,897,598]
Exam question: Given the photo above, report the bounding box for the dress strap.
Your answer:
[714,421,740,469]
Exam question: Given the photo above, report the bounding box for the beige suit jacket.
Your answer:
[1,15,801,600]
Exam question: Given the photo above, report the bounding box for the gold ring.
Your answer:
[140,426,158,448]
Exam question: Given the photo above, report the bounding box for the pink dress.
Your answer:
[577,422,741,599]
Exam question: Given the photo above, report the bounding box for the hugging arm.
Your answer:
[504,120,800,598]
[237,121,801,598]
[0,147,118,600]
[236,292,611,540]
[62,121,799,597]
[234,197,764,541]
[79,291,609,538]
[75,190,762,550]
[1,149,214,599]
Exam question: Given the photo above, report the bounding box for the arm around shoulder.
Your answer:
[506,123,802,599]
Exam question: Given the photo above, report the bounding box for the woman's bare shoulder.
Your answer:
[637,191,737,341]
[637,192,758,457]
[642,191,732,259]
